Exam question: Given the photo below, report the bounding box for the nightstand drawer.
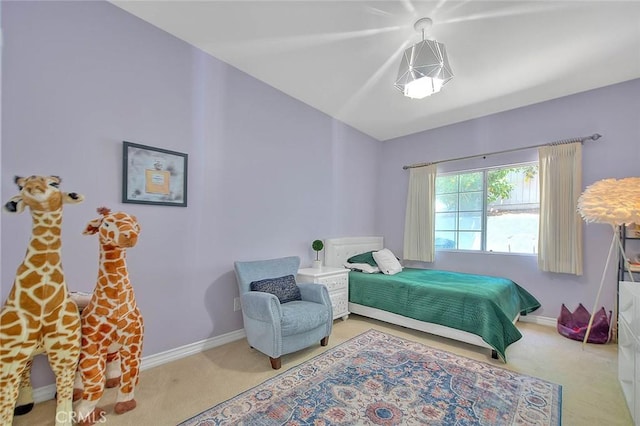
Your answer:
[315,274,348,292]
[297,267,350,321]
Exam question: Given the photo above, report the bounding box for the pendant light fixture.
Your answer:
[395,17,453,99]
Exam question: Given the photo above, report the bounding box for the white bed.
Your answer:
[325,236,518,359]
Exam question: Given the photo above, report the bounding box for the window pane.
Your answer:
[435,231,456,249]
[435,212,456,231]
[487,165,539,206]
[458,231,481,250]
[458,212,482,231]
[436,175,458,194]
[459,172,483,192]
[459,192,483,211]
[486,211,539,253]
[436,194,458,212]
[486,164,539,254]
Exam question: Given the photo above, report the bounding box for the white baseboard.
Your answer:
[519,314,556,328]
[30,328,246,404]
[140,329,246,370]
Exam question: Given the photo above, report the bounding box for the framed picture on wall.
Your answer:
[122,141,188,207]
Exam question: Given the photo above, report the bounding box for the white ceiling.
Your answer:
[111,1,640,141]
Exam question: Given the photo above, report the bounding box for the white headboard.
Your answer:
[324,236,384,267]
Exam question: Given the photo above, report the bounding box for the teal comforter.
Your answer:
[348,268,540,361]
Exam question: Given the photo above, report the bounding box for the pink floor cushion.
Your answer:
[557,303,612,344]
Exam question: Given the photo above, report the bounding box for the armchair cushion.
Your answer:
[250,274,301,304]
[280,300,331,336]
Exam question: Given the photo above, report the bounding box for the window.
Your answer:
[434,163,539,254]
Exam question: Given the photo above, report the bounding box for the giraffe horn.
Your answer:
[97,206,111,216]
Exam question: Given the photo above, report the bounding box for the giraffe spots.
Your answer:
[20,270,43,287]
[30,239,48,251]
[61,312,80,327]
[32,225,48,236]
[83,315,103,328]
[95,305,111,316]
[1,309,22,326]
[49,269,64,285]
[105,251,121,261]
[26,251,61,269]
[27,332,41,342]
[100,286,116,300]
[1,322,24,337]
[19,291,41,312]
[98,323,114,335]
[80,341,100,356]
[27,253,47,268]
[50,342,79,352]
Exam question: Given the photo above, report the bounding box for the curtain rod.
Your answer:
[402,133,602,170]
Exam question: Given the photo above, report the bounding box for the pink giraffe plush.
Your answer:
[0,175,83,426]
[74,207,143,425]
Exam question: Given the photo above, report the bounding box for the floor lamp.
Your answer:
[577,177,640,347]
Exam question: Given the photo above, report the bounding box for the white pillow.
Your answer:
[372,249,403,275]
[344,262,380,274]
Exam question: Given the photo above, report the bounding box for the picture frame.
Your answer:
[122,141,188,207]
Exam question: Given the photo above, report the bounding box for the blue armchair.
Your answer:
[234,256,333,369]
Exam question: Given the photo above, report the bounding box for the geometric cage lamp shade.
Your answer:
[394,17,454,99]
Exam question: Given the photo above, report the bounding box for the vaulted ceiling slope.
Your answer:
[111,1,640,141]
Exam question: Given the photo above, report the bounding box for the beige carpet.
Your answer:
[13,316,632,425]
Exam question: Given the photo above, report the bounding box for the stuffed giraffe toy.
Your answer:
[12,294,121,417]
[0,175,83,426]
[74,207,143,425]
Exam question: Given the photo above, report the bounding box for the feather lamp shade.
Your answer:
[577,177,640,225]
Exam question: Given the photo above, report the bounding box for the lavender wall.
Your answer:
[1,1,380,387]
[378,78,640,320]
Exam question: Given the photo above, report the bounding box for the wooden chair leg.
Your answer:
[269,356,281,370]
[321,336,329,346]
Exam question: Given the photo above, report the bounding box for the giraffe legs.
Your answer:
[0,351,32,425]
[75,340,108,423]
[43,302,81,426]
[0,308,39,425]
[14,358,35,416]
[73,347,121,401]
[114,313,143,415]
[105,350,122,388]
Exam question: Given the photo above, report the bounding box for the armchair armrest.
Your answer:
[241,291,282,322]
[298,283,331,306]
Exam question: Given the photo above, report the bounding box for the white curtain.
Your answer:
[538,143,583,274]
[403,164,437,262]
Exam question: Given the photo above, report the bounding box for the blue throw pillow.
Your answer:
[250,274,302,304]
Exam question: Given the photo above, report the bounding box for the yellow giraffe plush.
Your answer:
[12,292,120,416]
[0,175,83,426]
[75,207,143,425]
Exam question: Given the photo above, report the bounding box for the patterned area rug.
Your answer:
[179,329,562,425]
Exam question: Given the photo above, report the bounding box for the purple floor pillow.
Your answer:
[557,303,612,344]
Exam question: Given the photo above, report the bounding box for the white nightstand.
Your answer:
[297,266,349,321]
